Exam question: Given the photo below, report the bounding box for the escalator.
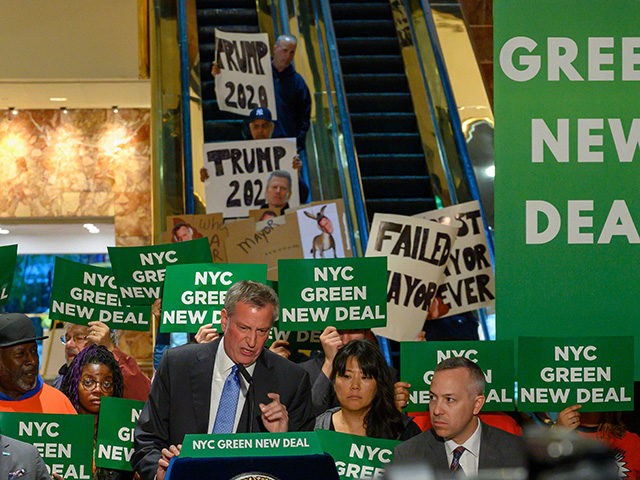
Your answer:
[329,0,436,222]
[196,0,260,143]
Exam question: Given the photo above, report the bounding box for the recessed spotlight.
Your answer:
[484,165,495,178]
[83,223,100,234]
[8,107,18,116]
[0,227,10,235]
[50,97,68,102]
[61,107,69,114]
[112,106,119,114]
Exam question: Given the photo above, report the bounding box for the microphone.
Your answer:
[235,363,254,433]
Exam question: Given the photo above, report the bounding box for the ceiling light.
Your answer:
[0,227,10,235]
[83,223,100,234]
[49,97,67,102]
[484,165,495,178]
[112,106,119,114]
[61,107,69,114]
[8,107,18,116]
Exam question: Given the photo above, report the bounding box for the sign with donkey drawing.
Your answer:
[278,257,387,331]
[296,202,346,258]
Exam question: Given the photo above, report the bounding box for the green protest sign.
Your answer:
[0,412,93,479]
[315,430,399,480]
[49,258,151,330]
[517,336,634,411]
[494,0,640,377]
[108,238,212,305]
[266,323,322,351]
[160,263,267,333]
[0,244,17,306]
[278,257,387,331]
[400,340,515,412]
[95,397,144,471]
[181,432,323,458]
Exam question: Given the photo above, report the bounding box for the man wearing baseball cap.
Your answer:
[0,313,76,413]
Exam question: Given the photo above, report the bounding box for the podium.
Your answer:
[165,432,339,480]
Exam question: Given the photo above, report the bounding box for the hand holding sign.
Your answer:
[260,393,289,433]
[555,404,582,429]
[157,444,181,480]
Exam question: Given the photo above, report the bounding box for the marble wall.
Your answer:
[0,108,152,245]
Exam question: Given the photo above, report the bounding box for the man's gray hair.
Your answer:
[267,170,292,189]
[275,34,297,47]
[435,356,486,396]
[224,280,279,323]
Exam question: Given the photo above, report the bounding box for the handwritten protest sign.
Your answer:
[415,201,494,317]
[203,138,299,218]
[0,412,93,479]
[278,258,387,331]
[214,29,276,118]
[0,243,17,306]
[366,213,457,341]
[181,432,322,458]
[96,397,144,471]
[160,263,267,333]
[108,238,212,305]
[49,258,150,330]
[165,213,229,263]
[517,336,634,411]
[401,340,515,412]
[315,430,399,480]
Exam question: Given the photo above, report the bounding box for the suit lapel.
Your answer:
[190,340,218,433]
[477,421,496,469]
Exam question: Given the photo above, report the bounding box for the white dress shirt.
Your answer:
[445,420,482,477]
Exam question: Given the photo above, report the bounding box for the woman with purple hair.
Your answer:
[60,344,131,480]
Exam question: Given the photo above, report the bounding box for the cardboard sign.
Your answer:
[278,257,387,331]
[400,340,515,412]
[494,1,640,377]
[315,430,399,480]
[365,213,458,341]
[181,432,323,458]
[95,397,145,471]
[0,412,93,479]
[108,238,212,305]
[415,201,495,317]
[517,336,634,411]
[214,29,276,118]
[165,213,229,263]
[0,243,17,306]
[160,263,268,333]
[49,258,151,330]
[203,138,299,218]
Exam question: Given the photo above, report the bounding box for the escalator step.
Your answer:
[347,92,413,112]
[203,120,245,142]
[197,0,255,8]
[197,8,258,26]
[343,73,408,93]
[330,2,392,19]
[358,154,427,176]
[340,55,404,74]
[362,176,431,199]
[365,198,437,218]
[354,132,422,154]
[336,37,399,56]
[199,25,259,39]
[333,19,396,37]
[350,112,417,133]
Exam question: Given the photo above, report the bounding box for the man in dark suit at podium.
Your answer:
[132,281,314,480]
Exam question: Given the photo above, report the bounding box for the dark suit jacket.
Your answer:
[0,435,50,480]
[132,339,314,480]
[393,421,527,471]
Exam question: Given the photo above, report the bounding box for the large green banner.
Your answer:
[49,258,151,330]
[160,263,267,333]
[95,397,145,471]
[108,238,212,305]
[0,244,17,306]
[494,1,640,376]
[278,258,387,331]
[315,430,399,480]
[0,412,94,479]
[400,340,515,412]
[517,336,634,411]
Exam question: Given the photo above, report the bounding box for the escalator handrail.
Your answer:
[178,0,195,214]
[314,0,370,254]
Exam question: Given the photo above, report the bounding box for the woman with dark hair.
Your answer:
[60,344,131,480]
[315,339,420,440]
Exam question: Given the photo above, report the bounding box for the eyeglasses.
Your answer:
[80,378,114,393]
[60,334,88,345]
